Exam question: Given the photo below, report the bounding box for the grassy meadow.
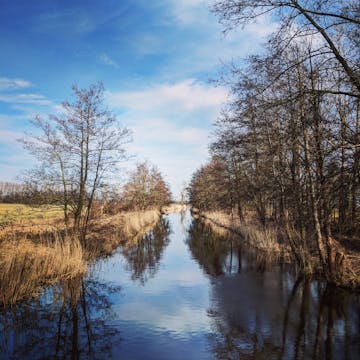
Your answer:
[0,203,63,225]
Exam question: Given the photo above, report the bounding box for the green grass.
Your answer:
[0,203,63,224]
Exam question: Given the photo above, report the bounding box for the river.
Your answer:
[1,211,359,359]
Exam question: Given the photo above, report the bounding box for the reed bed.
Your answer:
[0,209,167,307]
[0,234,86,308]
[86,209,161,257]
[199,211,360,286]
[200,211,290,259]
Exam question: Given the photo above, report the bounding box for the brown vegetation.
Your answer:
[0,235,86,307]
[0,209,163,307]
[199,211,289,258]
[189,1,360,288]
[86,209,161,257]
[114,161,172,212]
[197,210,360,287]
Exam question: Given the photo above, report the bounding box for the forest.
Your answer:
[189,0,360,286]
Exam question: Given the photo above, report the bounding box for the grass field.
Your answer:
[0,203,63,224]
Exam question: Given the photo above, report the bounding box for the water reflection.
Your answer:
[186,219,230,276]
[0,276,121,359]
[186,219,360,360]
[0,213,359,360]
[121,218,171,284]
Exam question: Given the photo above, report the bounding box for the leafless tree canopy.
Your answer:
[20,82,131,241]
[189,0,360,285]
[120,161,172,211]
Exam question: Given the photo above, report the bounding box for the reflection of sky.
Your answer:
[95,211,212,341]
[2,211,359,359]
[89,211,360,359]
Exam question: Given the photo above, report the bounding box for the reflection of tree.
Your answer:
[121,218,171,284]
[207,273,360,360]
[186,220,231,276]
[0,275,121,359]
[187,219,276,277]
[187,219,359,359]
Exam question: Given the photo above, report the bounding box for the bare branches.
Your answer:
[20,83,131,240]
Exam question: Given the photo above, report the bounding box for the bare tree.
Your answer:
[213,0,360,97]
[20,82,131,244]
[121,161,171,211]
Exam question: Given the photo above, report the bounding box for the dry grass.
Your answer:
[86,209,161,258]
[0,234,86,308]
[200,211,360,287]
[0,208,163,306]
[0,203,63,223]
[161,203,187,214]
[201,211,290,259]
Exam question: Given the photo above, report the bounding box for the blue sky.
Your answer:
[0,0,275,198]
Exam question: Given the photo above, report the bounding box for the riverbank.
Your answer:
[0,206,179,307]
[2,210,359,359]
[194,209,360,289]
[161,203,187,214]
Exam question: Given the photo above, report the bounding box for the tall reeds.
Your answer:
[200,211,291,261]
[0,209,162,307]
[86,209,161,257]
[0,234,86,308]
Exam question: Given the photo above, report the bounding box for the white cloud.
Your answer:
[130,118,208,146]
[99,52,119,68]
[106,79,228,112]
[0,93,51,106]
[105,79,227,198]
[167,0,209,25]
[135,2,277,81]
[0,77,32,91]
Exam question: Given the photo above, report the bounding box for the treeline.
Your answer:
[105,162,172,214]
[189,0,360,284]
[0,182,64,205]
[0,162,171,213]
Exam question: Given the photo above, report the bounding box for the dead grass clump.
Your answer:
[161,203,187,214]
[239,224,282,253]
[200,211,289,259]
[86,209,161,258]
[0,235,86,308]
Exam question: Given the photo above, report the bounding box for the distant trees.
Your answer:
[21,83,131,242]
[120,162,171,211]
[189,0,360,284]
[188,157,232,212]
[0,181,61,205]
[0,182,27,204]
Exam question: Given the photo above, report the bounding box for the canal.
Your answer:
[1,211,359,359]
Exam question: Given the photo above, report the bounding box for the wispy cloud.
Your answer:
[0,77,32,91]
[106,79,228,112]
[166,0,209,25]
[105,79,225,196]
[130,117,209,147]
[0,93,52,106]
[99,52,119,68]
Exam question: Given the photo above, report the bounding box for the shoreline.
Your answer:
[0,204,183,308]
[193,209,360,290]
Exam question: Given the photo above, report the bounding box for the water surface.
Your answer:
[1,211,359,359]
